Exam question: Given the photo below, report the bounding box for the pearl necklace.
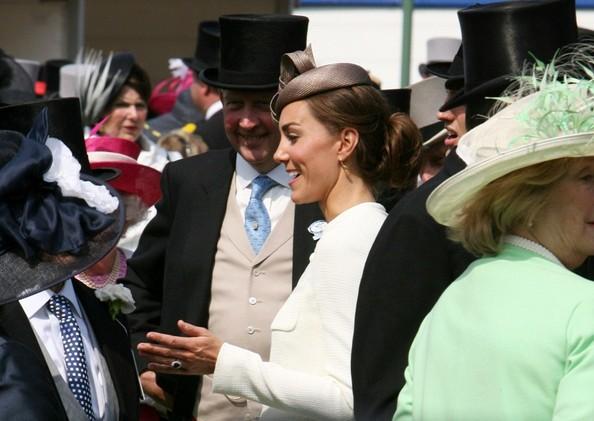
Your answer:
[75,248,127,289]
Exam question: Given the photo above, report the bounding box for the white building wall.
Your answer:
[295,6,594,88]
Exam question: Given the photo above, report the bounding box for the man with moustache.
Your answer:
[351,0,579,419]
[124,14,321,421]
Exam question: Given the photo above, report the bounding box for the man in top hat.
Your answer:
[145,21,229,150]
[123,14,321,420]
[351,1,578,419]
[0,97,141,420]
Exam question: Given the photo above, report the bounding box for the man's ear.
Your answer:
[337,127,359,162]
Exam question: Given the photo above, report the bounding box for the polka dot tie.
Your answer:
[47,295,95,420]
[244,175,277,254]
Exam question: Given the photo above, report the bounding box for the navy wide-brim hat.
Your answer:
[440,0,577,112]
[0,100,124,304]
[183,20,220,73]
[200,14,309,90]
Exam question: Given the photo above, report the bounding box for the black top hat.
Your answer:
[200,14,308,90]
[0,104,124,304]
[441,0,577,112]
[0,49,36,106]
[40,59,73,95]
[382,89,411,115]
[183,21,220,73]
[0,98,92,174]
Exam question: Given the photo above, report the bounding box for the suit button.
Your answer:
[248,297,257,305]
[247,326,255,335]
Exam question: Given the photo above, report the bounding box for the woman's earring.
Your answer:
[338,159,347,170]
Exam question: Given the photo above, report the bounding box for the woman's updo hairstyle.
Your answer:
[271,47,421,191]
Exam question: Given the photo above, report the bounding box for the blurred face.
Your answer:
[528,157,594,268]
[436,90,466,147]
[101,86,147,141]
[418,141,448,184]
[222,89,279,173]
[274,100,341,205]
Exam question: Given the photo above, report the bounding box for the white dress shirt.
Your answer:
[19,279,110,420]
[235,154,291,232]
[205,100,223,120]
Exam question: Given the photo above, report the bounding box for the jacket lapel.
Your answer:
[74,281,138,420]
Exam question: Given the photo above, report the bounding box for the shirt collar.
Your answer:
[235,154,290,190]
[205,100,223,120]
[503,235,563,266]
[19,279,84,319]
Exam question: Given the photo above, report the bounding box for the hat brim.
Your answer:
[199,67,278,91]
[423,62,454,79]
[426,132,594,227]
[0,174,124,305]
[439,75,513,111]
[91,161,162,207]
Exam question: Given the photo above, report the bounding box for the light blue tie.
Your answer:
[47,295,95,420]
[245,175,277,254]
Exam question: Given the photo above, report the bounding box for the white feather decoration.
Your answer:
[75,49,121,127]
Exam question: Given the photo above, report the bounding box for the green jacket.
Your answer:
[394,242,594,421]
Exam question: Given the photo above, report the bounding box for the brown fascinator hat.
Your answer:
[270,46,374,121]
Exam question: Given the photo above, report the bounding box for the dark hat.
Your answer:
[102,52,151,104]
[426,45,464,92]
[200,14,308,90]
[40,59,73,95]
[0,103,124,304]
[441,0,578,114]
[0,49,36,106]
[382,89,411,115]
[183,21,220,73]
[0,98,92,174]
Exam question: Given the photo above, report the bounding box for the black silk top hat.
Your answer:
[200,14,309,90]
[382,89,411,115]
[0,98,92,174]
[441,0,578,116]
[0,103,124,305]
[40,58,72,95]
[184,21,220,73]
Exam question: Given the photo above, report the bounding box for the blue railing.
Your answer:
[298,0,594,8]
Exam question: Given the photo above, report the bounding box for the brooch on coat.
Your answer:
[308,220,327,241]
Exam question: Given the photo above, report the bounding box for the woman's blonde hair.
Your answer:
[450,157,573,256]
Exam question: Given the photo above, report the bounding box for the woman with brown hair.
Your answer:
[135,48,421,420]
[394,57,594,420]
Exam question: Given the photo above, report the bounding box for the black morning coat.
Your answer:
[351,150,474,421]
[124,148,322,420]
[0,281,140,420]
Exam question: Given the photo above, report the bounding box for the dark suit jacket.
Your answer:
[351,150,475,421]
[197,109,229,150]
[0,282,140,421]
[0,336,68,420]
[124,148,322,420]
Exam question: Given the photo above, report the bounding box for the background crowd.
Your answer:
[0,0,594,420]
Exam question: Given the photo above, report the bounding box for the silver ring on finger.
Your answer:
[170,360,183,369]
